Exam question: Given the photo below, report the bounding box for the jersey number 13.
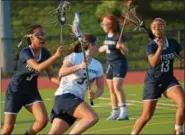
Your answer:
[161,60,170,72]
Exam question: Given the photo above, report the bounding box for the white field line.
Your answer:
[92,103,135,108]
[45,98,52,101]
[86,121,174,134]
[99,97,176,107]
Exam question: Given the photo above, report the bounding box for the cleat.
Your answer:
[106,111,119,120]
[173,130,184,135]
[117,113,129,120]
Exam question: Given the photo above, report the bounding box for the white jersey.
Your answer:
[55,52,104,100]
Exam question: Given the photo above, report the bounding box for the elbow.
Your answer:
[35,67,42,72]
[58,70,66,78]
[150,61,158,67]
[58,71,64,78]
[36,65,45,72]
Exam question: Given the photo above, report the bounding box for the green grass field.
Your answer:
[1,83,184,134]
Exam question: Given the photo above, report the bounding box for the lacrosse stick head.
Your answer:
[72,12,83,38]
[123,6,155,40]
[124,6,144,29]
[57,0,71,25]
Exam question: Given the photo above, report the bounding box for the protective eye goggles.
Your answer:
[100,22,111,27]
[33,32,46,40]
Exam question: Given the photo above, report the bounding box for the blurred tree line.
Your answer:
[10,0,184,74]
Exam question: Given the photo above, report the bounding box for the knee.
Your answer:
[109,88,116,94]
[141,113,153,122]
[113,85,122,93]
[87,113,99,125]
[36,116,49,127]
[176,100,185,111]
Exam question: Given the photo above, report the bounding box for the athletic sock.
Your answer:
[131,131,137,135]
[112,107,119,113]
[119,104,127,115]
[175,124,183,133]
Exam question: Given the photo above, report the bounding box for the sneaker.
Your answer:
[117,113,129,120]
[107,111,119,120]
[174,130,184,135]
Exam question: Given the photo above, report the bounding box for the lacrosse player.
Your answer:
[99,15,129,120]
[48,34,104,134]
[1,24,63,135]
[131,18,185,135]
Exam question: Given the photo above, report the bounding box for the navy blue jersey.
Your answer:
[103,33,126,63]
[11,46,50,88]
[146,37,182,79]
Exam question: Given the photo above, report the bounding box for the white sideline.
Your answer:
[86,121,174,134]
[99,97,176,107]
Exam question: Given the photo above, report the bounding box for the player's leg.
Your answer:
[1,114,17,134]
[48,114,73,134]
[25,101,48,134]
[131,80,160,134]
[113,78,128,120]
[48,94,78,134]
[131,100,157,134]
[48,118,70,134]
[106,64,119,120]
[69,102,99,134]
[106,79,119,120]
[1,84,22,134]
[112,62,128,120]
[165,85,185,134]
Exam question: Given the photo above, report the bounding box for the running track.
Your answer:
[1,70,184,91]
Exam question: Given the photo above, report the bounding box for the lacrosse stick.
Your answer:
[50,0,71,46]
[72,12,94,106]
[50,0,71,65]
[58,0,71,46]
[123,5,155,40]
[118,0,132,42]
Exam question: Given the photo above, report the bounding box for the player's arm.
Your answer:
[179,50,184,58]
[148,38,164,67]
[88,75,104,99]
[27,47,63,72]
[116,41,128,56]
[178,50,185,65]
[58,58,87,79]
[148,48,163,67]
[173,39,184,65]
[94,75,104,98]
[45,65,60,84]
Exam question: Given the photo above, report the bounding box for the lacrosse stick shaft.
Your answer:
[73,12,94,106]
[78,38,94,106]
[60,25,63,46]
[118,0,132,42]
[118,17,127,42]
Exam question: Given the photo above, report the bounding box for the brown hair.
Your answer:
[102,15,120,33]
[67,34,97,54]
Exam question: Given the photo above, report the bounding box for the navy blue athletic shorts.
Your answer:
[106,60,128,80]
[50,93,83,126]
[143,72,181,100]
[5,82,42,114]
